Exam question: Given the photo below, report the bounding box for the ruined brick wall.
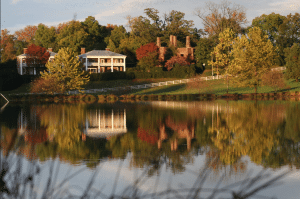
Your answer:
[156,35,194,62]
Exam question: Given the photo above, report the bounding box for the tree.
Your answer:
[25,44,50,68]
[284,43,300,82]
[34,47,89,94]
[105,26,127,53]
[1,29,16,62]
[194,36,217,70]
[195,0,247,36]
[209,28,236,93]
[251,13,286,65]
[164,55,190,71]
[228,27,277,94]
[136,43,159,71]
[56,21,88,54]
[34,24,57,51]
[127,8,197,46]
[82,16,106,51]
[14,25,38,44]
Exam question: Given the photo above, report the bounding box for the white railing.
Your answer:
[68,67,287,94]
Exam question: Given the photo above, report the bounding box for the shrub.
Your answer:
[164,55,190,71]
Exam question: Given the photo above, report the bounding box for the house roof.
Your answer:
[18,51,57,57]
[79,50,126,58]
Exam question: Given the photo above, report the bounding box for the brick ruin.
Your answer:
[156,35,195,62]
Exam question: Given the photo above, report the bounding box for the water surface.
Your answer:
[1,100,299,198]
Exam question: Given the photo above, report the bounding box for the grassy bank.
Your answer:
[1,77,300,97]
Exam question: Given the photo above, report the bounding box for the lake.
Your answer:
[1,100,300,199]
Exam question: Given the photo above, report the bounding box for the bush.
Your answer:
[88,72,129,81]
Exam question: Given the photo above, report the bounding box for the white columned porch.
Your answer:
[111,58,113,72]
[85,58,88,71]
[123,58,126,72]
[98,58,100,73]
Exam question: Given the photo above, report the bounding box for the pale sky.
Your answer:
[2,0,300,34]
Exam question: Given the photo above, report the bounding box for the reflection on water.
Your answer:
[1,101,299,198]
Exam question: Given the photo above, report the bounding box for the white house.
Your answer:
[78,48,127,73]
[17,48,57,75]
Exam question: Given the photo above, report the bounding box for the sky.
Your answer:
[1,0,300,34]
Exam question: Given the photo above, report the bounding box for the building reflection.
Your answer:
[84,109,127,139]
[158,116,195,151]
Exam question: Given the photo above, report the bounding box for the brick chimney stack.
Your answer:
[81,48,86,55]
[105,48,110,51]
[157,37,161,47]
[48,48,53,52]
[170,35,177,47]
[23,48,28,54]
[186,36,191,48]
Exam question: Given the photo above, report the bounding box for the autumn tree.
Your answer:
[284,43,300,82]
[25,44,50,67]
[136,42,159,71]
[209,28,236,93]
[195,0,247,36]
[1,29,16,62]
[33,47,89,94]
[14,25,38,44]
[228,27,277,94]
[164,55,190,71]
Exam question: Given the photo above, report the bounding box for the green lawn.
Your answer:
[128,79,300,95]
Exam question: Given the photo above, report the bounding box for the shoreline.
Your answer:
[3,92,300,103]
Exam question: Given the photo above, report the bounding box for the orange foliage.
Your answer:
[14,25,37,43]
[164,55,190,71]
[136,43,158,61]
[137,126,158,145]
[25,44,50,67]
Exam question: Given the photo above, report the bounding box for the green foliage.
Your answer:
[105,26,127,52]
[195,37,217,70]
[89,71,128,81]
[284,43,300,82]
[82,16,106,51]
[36,47,89,94]
[56,21,88,54]
[34,24,57,51]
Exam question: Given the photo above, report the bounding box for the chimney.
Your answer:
[173,35,177,47]
[81,48,86,55]
[170,35,177,47]
[105,48,110,51]
[23,48,28,54]
[48,48,53,52]
[170,35,173,46]
[186,36,191,48]
[157,37,161,47]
